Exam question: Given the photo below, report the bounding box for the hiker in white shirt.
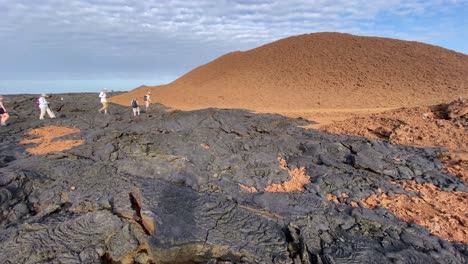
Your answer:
[98,88,108,114]
[144,91,151,112]
[38,94,56,120]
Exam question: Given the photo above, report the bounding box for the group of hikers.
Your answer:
[0,89,154,126]
[130,91,151,116]
[0,94,55,125]
[0,93,64,124]
[97,88,152,116]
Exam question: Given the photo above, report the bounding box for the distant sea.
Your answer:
[0,79,171,95]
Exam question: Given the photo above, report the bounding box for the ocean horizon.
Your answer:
[0,79,172,95]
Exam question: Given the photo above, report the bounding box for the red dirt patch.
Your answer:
[264,158,311,192]
[239,184,258,193]
[326,193,340,204]
[20,126,83,155]
[240,157,311,193]
[361,181,468,243]
[321,99,468,243]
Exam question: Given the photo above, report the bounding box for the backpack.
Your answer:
[131,99,138,108]
[143,95,147,101]
[36,98,40,108]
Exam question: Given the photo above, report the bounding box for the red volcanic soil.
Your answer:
[110,32,468,112]
[323,99,468,243]
[240,157,311,193]
[361,181,468,244]
[20,126,83,155]
[328,180,468,243]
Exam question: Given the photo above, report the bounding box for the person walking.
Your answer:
[0,95,9,126]
[144,91,151,112]
[98,88,108,114]
[131,98,140,116]
[38,94,56,120]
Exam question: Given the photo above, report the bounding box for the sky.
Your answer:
[0,0,467,94]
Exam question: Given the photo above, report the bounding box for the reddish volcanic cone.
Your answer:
[110,32,468,112]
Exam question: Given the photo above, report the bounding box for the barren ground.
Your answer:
[323,99,467,243]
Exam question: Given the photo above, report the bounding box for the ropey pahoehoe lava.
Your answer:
[0,92,467,263]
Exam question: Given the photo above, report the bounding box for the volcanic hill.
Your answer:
[110,32,468,111]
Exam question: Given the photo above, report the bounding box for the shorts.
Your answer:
[0,108,5,114]
[101,102,108,107]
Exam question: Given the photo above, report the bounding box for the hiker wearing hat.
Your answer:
[38,94,56,120]
[0,95,9,126]
[144,91,151,112]
[98,88,108,114]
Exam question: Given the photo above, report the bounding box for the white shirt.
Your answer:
[38,97,48,108]
[99,92,107,102]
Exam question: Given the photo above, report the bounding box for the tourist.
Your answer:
[144,91,151,112]
[0,95,9,126]
[38,94,56,120]
[98,88,108,114]
[131,97,140,116]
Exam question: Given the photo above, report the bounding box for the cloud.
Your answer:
[0,0,466,82]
